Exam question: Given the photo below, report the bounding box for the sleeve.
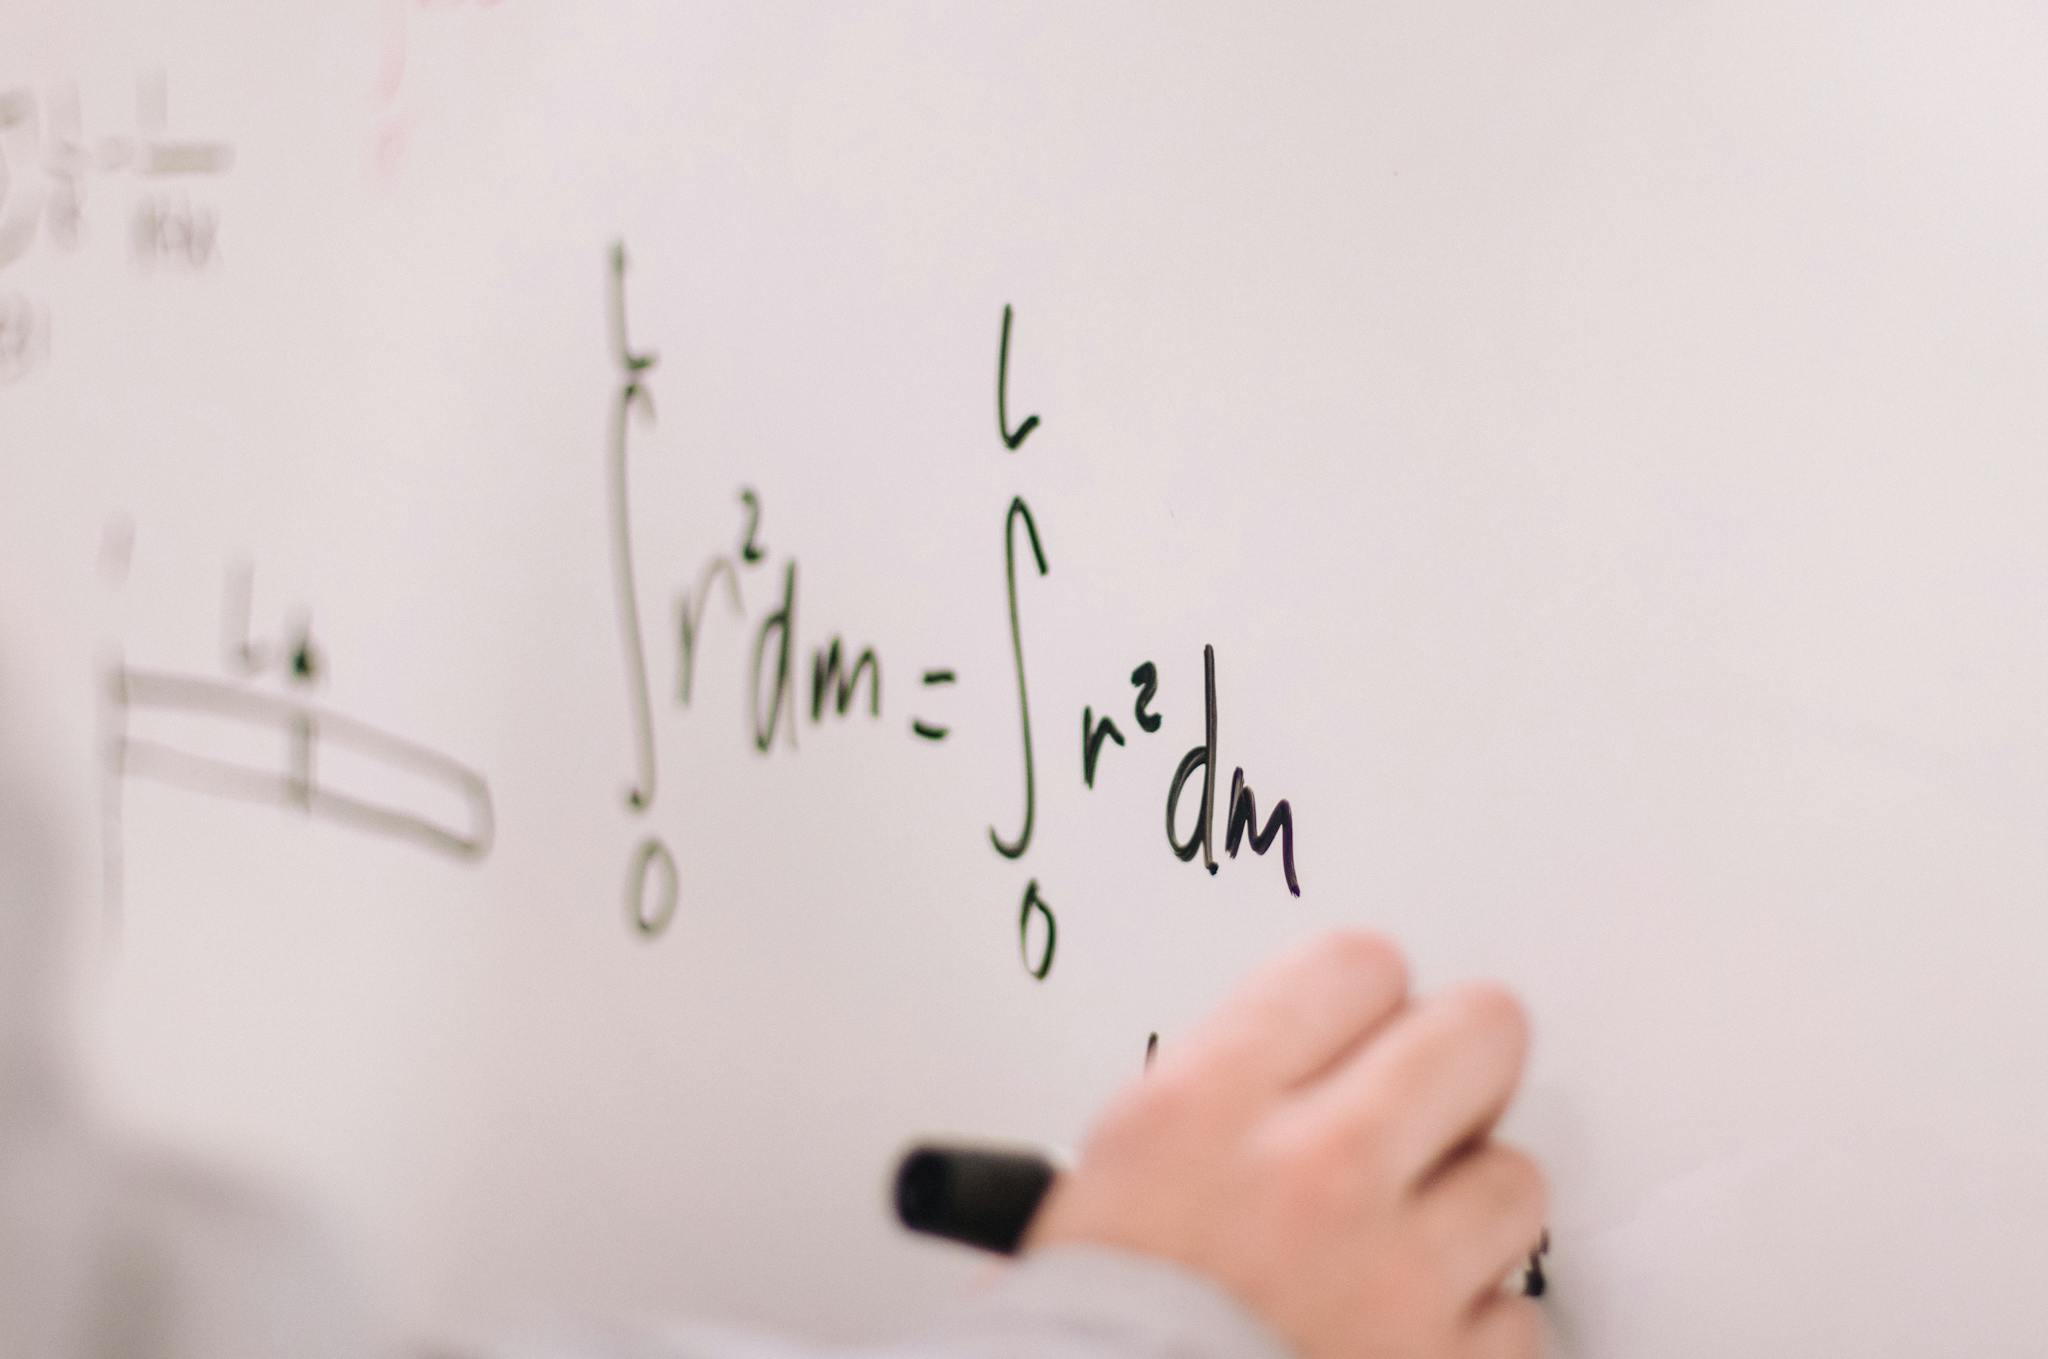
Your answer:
[921,1245,1296,1359]
[488,1246,1296,1359]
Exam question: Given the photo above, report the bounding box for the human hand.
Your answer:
[1027,932,1543,1359]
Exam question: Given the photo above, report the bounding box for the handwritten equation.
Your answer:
[602,246,1301,979]
[0,72,235,382]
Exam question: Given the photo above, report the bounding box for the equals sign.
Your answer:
[912,669,955,741]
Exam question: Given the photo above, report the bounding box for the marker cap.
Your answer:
[893,1143,1058,1256]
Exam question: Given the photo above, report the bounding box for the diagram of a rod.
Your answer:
[110,667,493,860]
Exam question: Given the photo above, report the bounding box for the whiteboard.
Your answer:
[3,3,2045,1355]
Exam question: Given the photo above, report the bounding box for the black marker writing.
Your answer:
[1160,644,1302,895]
[0,292,51,385]
[997,304,1039,451]
[605,241,660,810]
[672,490,900,754]
[1165,645,1221,875]
[737,486,767,563]
[628,835,679,938]
[600,242,688,942]
[1130,661,1162,733]
[1081,706,1125,788]
[676,557,744,704]
[221,562,262,673]
[743,559,887,747]
[810,639,881,720]
[750,561,799,753]
[133,194,218,270]
[109,666,494,860]
[990,496,1049,859]
[1018,878,1055,981]
[1226,765,1300,896]
[912,669,955,742]
[221,562,321,686]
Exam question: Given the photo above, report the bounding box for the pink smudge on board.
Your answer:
[372,0,502,180]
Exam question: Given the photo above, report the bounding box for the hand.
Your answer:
[1027,931,1544,1359]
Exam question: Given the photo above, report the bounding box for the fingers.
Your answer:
[1300,980,1530,1188]
[1416,1143,1547,1305]
[1177,931,1409,1091]
[1466,1295,1545,1359]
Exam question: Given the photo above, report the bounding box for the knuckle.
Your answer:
[1262,1111,1340,1177]
[1455,980,1530,1055]
[1335,1102,1404,1184]
[1260,1113,1373,1204]
[1283,1080,1387,1160]
[1318,928,1409,996]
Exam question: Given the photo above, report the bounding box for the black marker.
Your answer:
[893,1140,1552,1299]
[893,1142,1061,1255]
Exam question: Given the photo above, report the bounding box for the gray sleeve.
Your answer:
[920,1246,1295,1359]
[492,1247,1295,1359]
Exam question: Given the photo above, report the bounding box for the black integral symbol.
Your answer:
[606,240,661,812]
[990,497,1048,860]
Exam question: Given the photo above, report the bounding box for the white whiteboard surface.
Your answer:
[3,3,2046,1355]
